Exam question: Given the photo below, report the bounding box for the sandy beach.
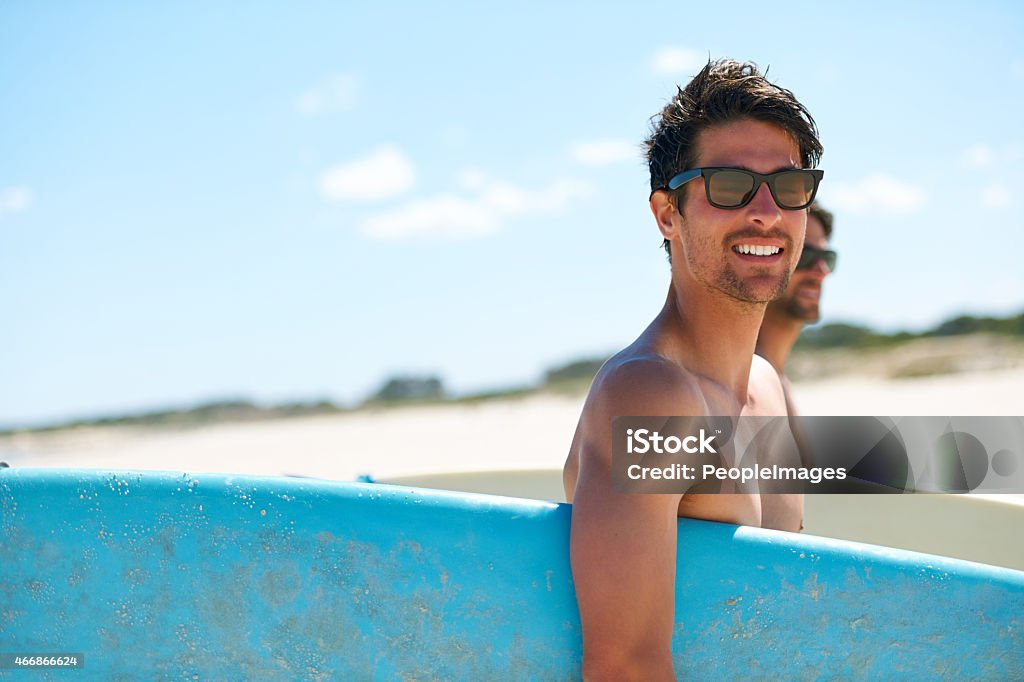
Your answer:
[3,367,1022,483]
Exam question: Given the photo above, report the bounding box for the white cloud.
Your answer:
[362,177,593,239]
[651,47,706,76]
[0,186,33,215]
[481,178,591,215]
[982,184,1011,209]
[362,195,497,239]
[319,146,415,201]
[828,174,927,214]
[963,144,994,168]
[296,73,360,116]
[570,139,637,167]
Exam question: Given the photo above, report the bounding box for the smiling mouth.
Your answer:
[732,244,783,257]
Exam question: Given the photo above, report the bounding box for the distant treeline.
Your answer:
[5,309,1020,433]
[542,310,1024,382]
[795,311,1024,349]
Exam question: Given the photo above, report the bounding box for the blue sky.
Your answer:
[2,1,1022,427]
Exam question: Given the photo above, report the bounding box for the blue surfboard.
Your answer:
[1,468,1022,679]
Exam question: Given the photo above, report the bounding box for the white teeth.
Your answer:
[734,244,781,256]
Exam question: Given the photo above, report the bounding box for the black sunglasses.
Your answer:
[796,245,837,272]
[664,167,824,210]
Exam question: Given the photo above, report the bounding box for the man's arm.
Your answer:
[568,360,701,680]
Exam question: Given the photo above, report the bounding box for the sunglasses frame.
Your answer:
[664,167,825,210]
[796,245,837,272]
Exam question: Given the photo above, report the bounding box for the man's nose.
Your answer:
[746,181,782,222]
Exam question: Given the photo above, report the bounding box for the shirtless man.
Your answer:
[562,59,823,680]
[755,202,836,416]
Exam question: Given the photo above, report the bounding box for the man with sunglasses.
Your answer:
[756,202,837,417]
[562,59,822,680]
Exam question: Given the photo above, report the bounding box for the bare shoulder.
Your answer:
[588,351,707,421]
[564,351,706,502]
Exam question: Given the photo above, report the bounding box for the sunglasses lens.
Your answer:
[796,248,837,272]
[774,170,817,209]
[707,170,756,207]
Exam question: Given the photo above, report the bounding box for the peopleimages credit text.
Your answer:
[626,462,847,485]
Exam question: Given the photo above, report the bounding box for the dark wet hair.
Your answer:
[645,59,823,258]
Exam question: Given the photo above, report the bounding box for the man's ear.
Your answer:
[650,190,679,241]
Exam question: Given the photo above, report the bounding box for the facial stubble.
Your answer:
[679,224,794,307]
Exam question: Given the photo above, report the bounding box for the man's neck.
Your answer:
[661,281,766,403]
[755,309,803,375]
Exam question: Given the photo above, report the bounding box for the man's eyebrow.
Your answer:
[710,163,802,173]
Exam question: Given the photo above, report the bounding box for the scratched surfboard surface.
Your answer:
[1,469,1022,680]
